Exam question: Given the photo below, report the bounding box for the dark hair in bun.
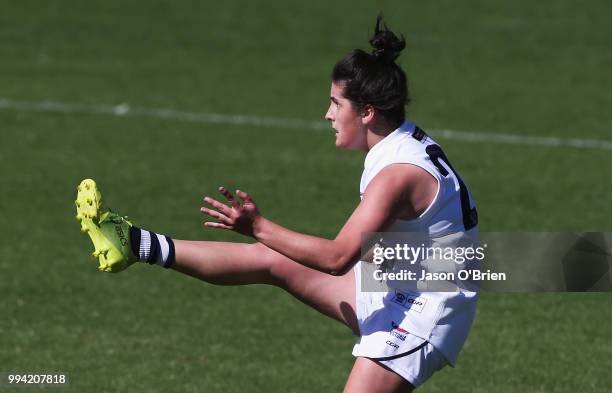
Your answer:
[331,14,409,126]
[369,15,406,63]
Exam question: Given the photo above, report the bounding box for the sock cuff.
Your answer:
[130,227,175,268]
[140,230,152,261]
[129,226,142,257]
[163,235,176,268]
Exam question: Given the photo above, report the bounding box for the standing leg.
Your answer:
[343,358,414,393]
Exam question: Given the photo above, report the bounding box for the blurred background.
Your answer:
[1,0,610,391]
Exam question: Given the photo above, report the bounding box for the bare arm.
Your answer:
[201,164,437,275]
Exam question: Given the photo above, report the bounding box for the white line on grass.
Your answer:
[1,97,611,151]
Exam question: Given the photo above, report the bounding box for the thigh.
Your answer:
[263,243,359,334]
[343,357,414,393]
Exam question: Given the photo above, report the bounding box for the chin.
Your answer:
[334,134,360,150]
[335,142,358,150]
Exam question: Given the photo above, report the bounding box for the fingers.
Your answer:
[202,187,255,234]
[204,221,233,230]
[203,196,233,216]
[200,207,229,222]
[236,189,253,203]
[219,186,240,208]
[201,207,233,229]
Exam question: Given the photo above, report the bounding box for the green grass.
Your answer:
[1,1,611,392]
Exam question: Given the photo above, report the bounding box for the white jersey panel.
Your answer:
[359,122,474,236]
[353,122,479,366]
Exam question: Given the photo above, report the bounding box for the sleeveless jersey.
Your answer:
[352,121,479,366]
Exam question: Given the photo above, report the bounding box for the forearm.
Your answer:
[252,217,351,274]
[200,188,360,274]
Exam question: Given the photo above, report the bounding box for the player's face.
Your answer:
[325,82,368,150]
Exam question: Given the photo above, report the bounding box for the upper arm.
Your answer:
[331,164,438,271]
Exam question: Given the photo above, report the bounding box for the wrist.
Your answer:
[252,215,266,239]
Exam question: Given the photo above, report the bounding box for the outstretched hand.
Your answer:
[201,187,261,237]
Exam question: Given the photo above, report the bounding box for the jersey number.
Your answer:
[425,145,478,230]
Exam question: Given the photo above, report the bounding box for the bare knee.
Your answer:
[257,243,320,290]
[259,244,298,288]
[235,242,294,287]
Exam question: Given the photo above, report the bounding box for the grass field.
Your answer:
[1,1,611,392]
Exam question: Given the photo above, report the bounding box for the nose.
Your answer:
[324,105,333,122]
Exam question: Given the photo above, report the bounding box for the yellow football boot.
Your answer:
[75,179,136,272]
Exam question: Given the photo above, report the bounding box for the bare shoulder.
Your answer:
[364,164,438,220]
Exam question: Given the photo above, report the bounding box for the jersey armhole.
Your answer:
[382,161,442,224]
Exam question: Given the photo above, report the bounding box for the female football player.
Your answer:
[76,16,479,392]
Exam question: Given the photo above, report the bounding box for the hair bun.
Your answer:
[369,14,406,63]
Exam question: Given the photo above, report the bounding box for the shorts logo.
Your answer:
[391,321,407,333]
[385,340,400,349]
[390,321,407,341]
[391,291,427,313]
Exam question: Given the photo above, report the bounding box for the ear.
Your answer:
[360,104,375,125]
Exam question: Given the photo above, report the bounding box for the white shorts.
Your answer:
[376,340,448,388]
[352,269,449,387]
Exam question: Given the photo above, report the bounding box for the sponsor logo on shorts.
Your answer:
[390,321,407,341]
[391,321,407,333]
[385,340,400,349]
[391,291,427,313]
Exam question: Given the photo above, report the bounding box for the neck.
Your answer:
[365,119,402,150]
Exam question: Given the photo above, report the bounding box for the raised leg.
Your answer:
[172,240,358,334]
